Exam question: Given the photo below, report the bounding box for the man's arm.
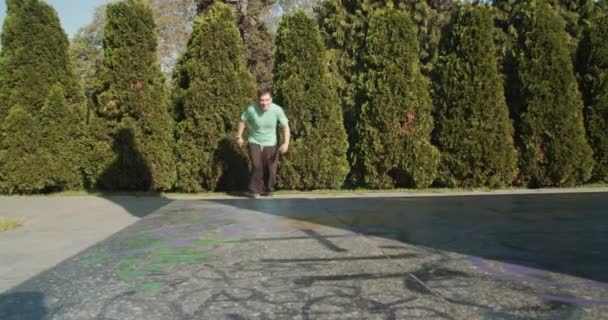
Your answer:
[236,120,246,147]
[279,124,290,154]
[277,107,290,153]
[237,120,246,138]
[281,124,290,145]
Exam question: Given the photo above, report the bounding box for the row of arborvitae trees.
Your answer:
[319,0,607,189]
[0,0,606,194]
[0,0,349,194]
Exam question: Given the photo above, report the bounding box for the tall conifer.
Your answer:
[173,2,255,192]
[0,0,84,121]
[355,7,439,189]
[578,13,608,182]
[434,5,518,188]
[273,11,349,190]
[512,0,594,186]
[95,0,176,191]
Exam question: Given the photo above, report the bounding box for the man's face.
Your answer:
[259,93,271,111]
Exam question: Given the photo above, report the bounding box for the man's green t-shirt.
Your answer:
[241,103,288,147]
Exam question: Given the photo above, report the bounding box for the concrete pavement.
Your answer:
[0,196,170,292]
[0,191,607,319]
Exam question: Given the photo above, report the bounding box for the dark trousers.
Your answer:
[248,144,278,194]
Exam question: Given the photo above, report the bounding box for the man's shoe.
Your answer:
[261,192,274,197]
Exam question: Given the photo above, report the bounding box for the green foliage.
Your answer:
[316,0,452,187]
[578,13,608,181]
[0,219,23,232]
[273,11,349,190]
[316,0,374,186]
[494,0,604,72]
[70,5,106,121]
[354,7,439,189]
[0,0,84,122]
[96,121,154,191]
[95,0,176,191]
[550,0,605,59]
[318,1,385,186]
[81,115,115,189]
[0,0,86,194]
[72,1,200,91]
[173,2,255,192]
[1,0,603,193]
[0,106,49,194]
[151,0,200,85]
[240,0,275,88]
[511,0,594,187]
[433,5,518,188]
[197,0,274,88]
[37,85,85,191]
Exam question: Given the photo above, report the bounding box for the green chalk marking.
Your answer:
[219,219,237,225]
[194,237,241,247]
[117,247,208,280]
[124,237,161,250]
[80,252,107,266]
[114,224,240,281]
[167,214,204,226]
[138,281,164,291]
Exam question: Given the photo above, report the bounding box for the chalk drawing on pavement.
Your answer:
[470,257,608,306]
[77,214,242,290]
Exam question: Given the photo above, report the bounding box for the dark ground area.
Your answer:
[1,193,607,319]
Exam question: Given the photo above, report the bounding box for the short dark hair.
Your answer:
[257,87,272,98]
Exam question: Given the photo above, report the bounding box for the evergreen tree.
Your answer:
[95,0,176,191]
[493,0,604,85]
[316,0,453,187]
[70,5,107,121]
[0,106,49,194]
[273,11,349,190]
[197,0,274,88]
[354,7,439,189]
[511,0,594,186]
[173,2,255,192]
[0,0,84,122]
[81,114,115,190]
[37,85,85,191]
[578,13,608,181]
[433,5,518,188]
[316,0,368,187]
[555,0,604,41]
[239,0,275,88]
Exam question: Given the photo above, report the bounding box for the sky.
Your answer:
[0,0,110,39]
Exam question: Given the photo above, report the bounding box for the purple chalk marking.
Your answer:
[170,238,195,247]
[113,238,196,259]
[112,213,249,259]
[502,262,548,276]
[150,227,178,238]
[470,257,560,287]
[221,228,242,238]
[470,257,608,305]
[119,213,276,258]
[114,247,154,259]
[560,281,608,290]
[220,216,277,238]
[539,294,608,306]
[148,224,209,238]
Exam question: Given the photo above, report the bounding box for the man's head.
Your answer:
[258,88,272,111]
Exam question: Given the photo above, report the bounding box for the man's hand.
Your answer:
[236,121,246,148]
[279,143,289,154]
[236,136,245,148]
[279,124,290,155]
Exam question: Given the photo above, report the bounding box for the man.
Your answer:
[236,88,290,198]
